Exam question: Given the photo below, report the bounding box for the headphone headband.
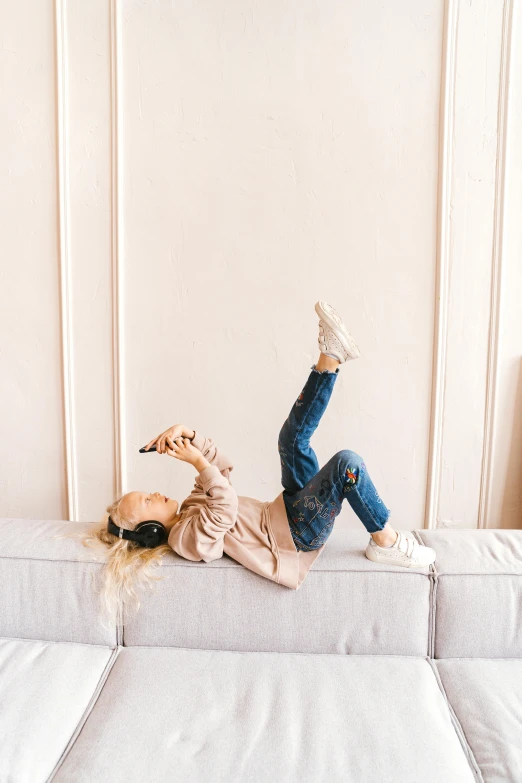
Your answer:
[107,516,168,548]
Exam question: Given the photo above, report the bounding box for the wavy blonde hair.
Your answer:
[60,493,173,632]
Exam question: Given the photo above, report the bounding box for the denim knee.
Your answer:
[335,449,364,482]
[335,449,364,466]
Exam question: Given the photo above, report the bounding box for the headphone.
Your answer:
[107,516,168,548]
[108,433,194,547]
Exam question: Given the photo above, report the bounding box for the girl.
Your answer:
[77,301,436,629]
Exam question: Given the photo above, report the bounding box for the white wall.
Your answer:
[1,0,520,530]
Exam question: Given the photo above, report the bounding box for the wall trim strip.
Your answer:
[110,0,125,498]
[55,0,78,521]
[478,0,514,529]
[425,0,458,530]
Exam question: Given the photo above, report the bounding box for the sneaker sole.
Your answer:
[315,301,361,359]
[365,544,435,568]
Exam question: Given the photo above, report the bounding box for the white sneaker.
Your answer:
[365,530,436,568]
[315,300,361,363]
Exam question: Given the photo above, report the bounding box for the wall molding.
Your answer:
[110,0,125,498]
[478,0,514,528]
[54,0,78,521]
[426,0,514,531]
[425,0,458,529]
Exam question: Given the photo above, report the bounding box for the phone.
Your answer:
[139,435,194,453]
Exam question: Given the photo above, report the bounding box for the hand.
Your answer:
[165,437,203,467]
[143,424,193,454]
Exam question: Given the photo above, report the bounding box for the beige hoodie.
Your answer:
[167,431,327,589]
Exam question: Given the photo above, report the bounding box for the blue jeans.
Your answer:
[278,364,391,551]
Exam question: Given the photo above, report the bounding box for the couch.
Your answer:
[1,517,521,782]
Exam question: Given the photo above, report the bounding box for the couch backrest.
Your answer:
[415,528,522,658]
[1,519,521,658]
[0,519,118,647]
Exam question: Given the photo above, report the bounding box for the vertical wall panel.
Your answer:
[121,0,444,525]
[487,2,522,529]
[0,1,66,519]
[66,0,117,521]
[429,0,513,529]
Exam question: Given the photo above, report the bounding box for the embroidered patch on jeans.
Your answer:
[319,478,332,497]
[309,520,334,547]
[345,467,358,484]
[303,495,323,513]
[343,466,359,493]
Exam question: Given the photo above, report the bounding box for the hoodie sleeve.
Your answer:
[168,464,239,562]
[190,431,234,484]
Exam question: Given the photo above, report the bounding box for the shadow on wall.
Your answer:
[498,356,522,529]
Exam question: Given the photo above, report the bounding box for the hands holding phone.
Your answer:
[142,424,193,453]
[141,424,210,471]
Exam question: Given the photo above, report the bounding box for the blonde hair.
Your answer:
[59,493,173,632]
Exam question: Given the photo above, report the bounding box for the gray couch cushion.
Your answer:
[0,519,118,646]
[123,529,432,655]
[435,658,522,783]
[0,638,116,783]
[52,647,478,783]
[416,530,522,658]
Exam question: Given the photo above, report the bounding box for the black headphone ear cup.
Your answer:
[134,521,168,548]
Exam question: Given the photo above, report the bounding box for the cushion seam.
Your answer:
[426,657,485,783]
[46,645,122,781]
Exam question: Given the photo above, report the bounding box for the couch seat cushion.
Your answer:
[435,658,522,783]
[53,647,476,783]
[0,638,116,782]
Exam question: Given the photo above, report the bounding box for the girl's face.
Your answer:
[120,491,181,533]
